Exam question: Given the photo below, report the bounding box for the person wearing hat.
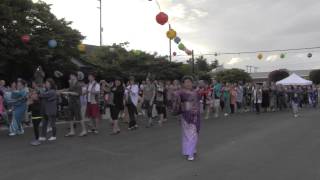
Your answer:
[172,76,202,161]
[125,76,139,130]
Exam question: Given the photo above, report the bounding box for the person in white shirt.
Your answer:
[85,73,101,134]
[125,76,139,130]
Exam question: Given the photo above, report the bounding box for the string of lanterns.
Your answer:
[175,46,320,60]
[151,0,192,56]
[20,34,86,52]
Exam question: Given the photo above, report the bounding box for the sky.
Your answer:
[34,0,320,72]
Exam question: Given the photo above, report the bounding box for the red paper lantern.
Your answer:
[21,34,30,43]
[156,12,168,25]
[173,52,177,56]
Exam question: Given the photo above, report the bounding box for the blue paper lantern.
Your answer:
[48,39,57,48]
[174,37,181,44]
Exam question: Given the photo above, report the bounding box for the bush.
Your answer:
[214,68,252,83]
[268,69,289,82]
[309,69,320,84]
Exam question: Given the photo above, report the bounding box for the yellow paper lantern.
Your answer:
[166,29,177,40]
[77,44,86,52]
[257,53,263,60]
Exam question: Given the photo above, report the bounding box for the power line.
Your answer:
[215,46,320,55]
[175,46,320,57]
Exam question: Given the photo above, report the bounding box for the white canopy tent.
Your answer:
[276,73,312,86]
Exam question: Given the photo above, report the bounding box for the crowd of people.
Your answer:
[0,72,320,161]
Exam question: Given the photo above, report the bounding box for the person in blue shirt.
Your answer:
[8,80,28,136]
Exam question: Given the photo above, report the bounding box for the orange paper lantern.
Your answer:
[77,44,86,52]
[166,29,177,40]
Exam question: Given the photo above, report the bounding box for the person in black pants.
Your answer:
[125,76,139,130]
[28,82,43,146]
[39,79,58,142]
[110,77,125,135]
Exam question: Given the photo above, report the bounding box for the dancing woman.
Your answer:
[110,77,125,135]
[8,80,28,136]
[173,76,201,161]
[39,79,58,141]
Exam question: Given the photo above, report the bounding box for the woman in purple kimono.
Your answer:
[173,76,201,161]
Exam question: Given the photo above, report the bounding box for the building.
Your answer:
[250,70,311,83]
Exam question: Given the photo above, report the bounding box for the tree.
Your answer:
[268,69,289,82]
[82,44,186,81]
[309,69,320,84]
[194,56,218,73]
[0,0,84,82]
[214,68,252,83]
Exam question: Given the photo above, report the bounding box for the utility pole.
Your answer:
[169,24,172,62]
[192,50,195,74]
[98,0,102,46]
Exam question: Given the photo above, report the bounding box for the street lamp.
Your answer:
[97,0,103,46]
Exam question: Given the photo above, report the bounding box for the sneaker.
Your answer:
[17,131,24,135]
[30,140,41,146]
[87,129,96,133]
[64,132,75,137]
[93,130,99,134]
[224,113,229,117]
[8,133,16,137]
[39,137,47,141]
[187,156,195,161]
[294,114,299,118]
[78,131,87,137]
[48,137,57,141]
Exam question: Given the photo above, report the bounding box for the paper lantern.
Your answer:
[156,12,168,25]
[178,43,186,51]
[109,47,115,52]
[280,53,285,59]
[77,44,86,52]
[166,29,177,40]
[21,34,30,43]
[185,49,193,56]
[48,39,57,48]
[257,53,263,60]
[174,37,181,44]
[54,71,63,78]
[308,53,312,58]
[173,52,177,56]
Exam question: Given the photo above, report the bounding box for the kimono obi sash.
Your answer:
[182,102,193,111]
